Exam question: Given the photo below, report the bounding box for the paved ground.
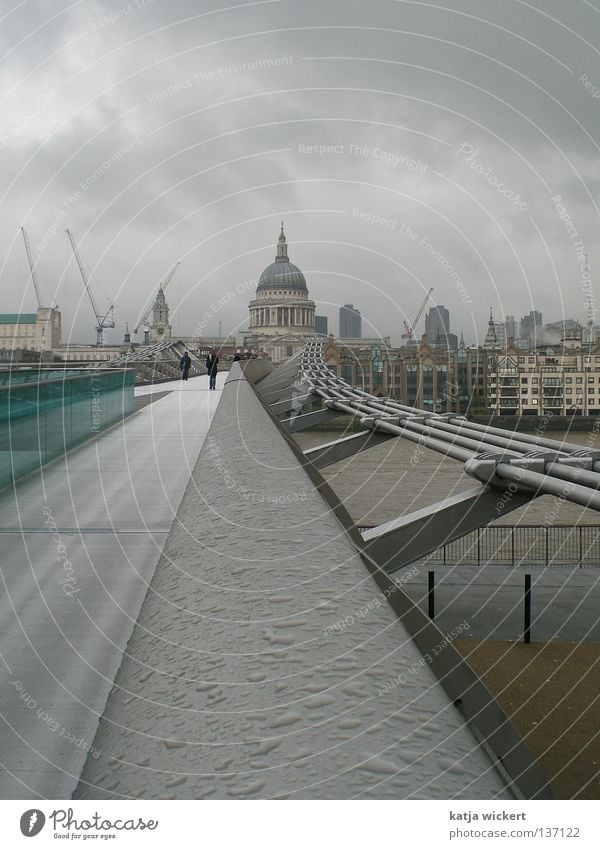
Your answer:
[454,640,600,799]
[400,560,600,643]
[0,374,222,799]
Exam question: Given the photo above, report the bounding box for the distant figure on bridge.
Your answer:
[180,351,191,381]
[206,351,219,390]
[233,352,241,362]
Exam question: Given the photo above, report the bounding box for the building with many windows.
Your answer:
[315,315,328,336]
[424,305,458,350]
[339,304,361,338]
[519,310,543,348]
[487,341,600,416]
[53,345,123,363]
[323,336,489,414]
[0,308,61,353]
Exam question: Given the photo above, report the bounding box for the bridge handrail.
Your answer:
[356,523,600,567]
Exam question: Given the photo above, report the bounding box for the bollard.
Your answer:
[523,573,532,644]
[428,571,435,621]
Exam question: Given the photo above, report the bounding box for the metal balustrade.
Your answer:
[357,524,600,567]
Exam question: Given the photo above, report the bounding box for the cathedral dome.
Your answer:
[256,224,307,292]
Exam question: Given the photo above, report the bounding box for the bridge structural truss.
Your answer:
[286,339,600,574]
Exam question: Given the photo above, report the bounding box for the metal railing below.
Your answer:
[357,524,600,568]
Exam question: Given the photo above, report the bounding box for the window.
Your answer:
[566,377,572,383]
[577,378,583,384]
[532,377,538,383]
[532,398,538,405]
[577,388,583,394]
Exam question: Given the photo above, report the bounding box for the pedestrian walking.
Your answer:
[180,351,191,381]
[206,350,219,390]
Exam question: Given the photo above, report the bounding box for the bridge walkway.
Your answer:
[72,366,510,800]
[0,373,223,798]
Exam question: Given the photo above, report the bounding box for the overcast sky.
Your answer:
[1,0,600,345]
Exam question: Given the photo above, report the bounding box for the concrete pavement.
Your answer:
[401,560,600,643]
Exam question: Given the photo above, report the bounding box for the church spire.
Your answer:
[276,221,289,262]
[484,307,498,348]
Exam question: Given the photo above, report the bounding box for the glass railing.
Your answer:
[0,369,134,488]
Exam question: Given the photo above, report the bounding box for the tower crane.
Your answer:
[133,260,181,343]
[402,287,434,341]
[65,229,115,347]
[20,227,44,308]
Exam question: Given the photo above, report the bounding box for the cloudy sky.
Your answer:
[1,0,600,345]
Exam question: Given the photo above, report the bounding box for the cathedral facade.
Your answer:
[246,224,316,362]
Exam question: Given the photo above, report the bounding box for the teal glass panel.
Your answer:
[0,369,134,488]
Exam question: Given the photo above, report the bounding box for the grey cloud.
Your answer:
[1,0,600,342]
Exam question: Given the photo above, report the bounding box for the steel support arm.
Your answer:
[282,407,342,432]
[269,392,313,415]
[361,485,535,572]
[304,429,392,469]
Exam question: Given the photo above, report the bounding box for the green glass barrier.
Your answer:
[0,369,134,487]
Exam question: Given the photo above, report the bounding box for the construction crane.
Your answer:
[20,227,44,308]
[133,260,181,343]
[65,229,115,347]
[402,287,434,341]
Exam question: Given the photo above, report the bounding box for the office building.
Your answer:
[339,304,361,338]
[315,315,328,336]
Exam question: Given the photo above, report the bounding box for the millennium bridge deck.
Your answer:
[0,352,555,799]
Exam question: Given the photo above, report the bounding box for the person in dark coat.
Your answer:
[233,352,241,362]
[180,351,191,381]
[205,350,219,389]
